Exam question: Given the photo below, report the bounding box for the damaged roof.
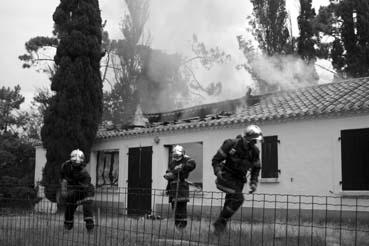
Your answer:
[97,77,369,140]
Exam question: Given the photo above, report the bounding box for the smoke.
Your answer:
[248,54,320,92]
[100,0,333,114]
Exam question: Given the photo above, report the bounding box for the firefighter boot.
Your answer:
[64,221,73,231]
[85,219,94,232]
[213,217,227,234]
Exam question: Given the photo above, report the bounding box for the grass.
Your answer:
[1,211,368,246]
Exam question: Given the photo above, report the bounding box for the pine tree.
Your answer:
[41,0,103,202]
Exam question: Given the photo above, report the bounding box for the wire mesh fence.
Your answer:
[1,186,369,246]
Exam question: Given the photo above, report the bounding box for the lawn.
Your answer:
[1,211,368,246]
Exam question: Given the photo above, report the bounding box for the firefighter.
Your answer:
[212,125,263,233]
[164,145,196,230]
[60,149,95,232]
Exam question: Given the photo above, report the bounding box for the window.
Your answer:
[96,151,119,187]
[166,142,203,189]
[261,136,279,180]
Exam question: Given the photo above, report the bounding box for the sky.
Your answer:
[0,0,330,110]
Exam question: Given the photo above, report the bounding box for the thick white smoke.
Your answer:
[249,54,320,91]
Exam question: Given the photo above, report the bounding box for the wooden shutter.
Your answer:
[341,128,369,191]
[261,136,279,178]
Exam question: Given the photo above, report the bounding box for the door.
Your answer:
[341,128,369,190]
[127,146,152,215]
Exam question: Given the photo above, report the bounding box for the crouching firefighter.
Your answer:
[60,149,95,232]
[212,125,263,233]
[164,145,196,230]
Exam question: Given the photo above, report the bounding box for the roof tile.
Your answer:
[97,77,369,139]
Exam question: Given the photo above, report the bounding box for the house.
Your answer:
[34,77,369,217]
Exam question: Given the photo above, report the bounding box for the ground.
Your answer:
[1,210,368,246]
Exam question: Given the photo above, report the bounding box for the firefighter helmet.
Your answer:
[70,149,85,166]
[244,125,263,141]
[172,145,185,161]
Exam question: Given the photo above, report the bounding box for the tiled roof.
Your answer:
[96,77,369,140]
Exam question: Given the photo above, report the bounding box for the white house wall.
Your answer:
[259,114,369,197]
[34,113,369,209]
[34,146,46,186]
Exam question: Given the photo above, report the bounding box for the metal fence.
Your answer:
[1,186,369,246]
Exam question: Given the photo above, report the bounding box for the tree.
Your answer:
[238,0,322,93]
[101,0,150,126]
[316,0,369,78]
[250,0,293,56]
[41,0,104,202]
[0,131,37,208]
[238,0,295,93]
[0,87,37,205]
[103,0,229,125]
[22,87,53,142]
[297,0,317,62]
[0,85,26,134]
[18,36,58,77]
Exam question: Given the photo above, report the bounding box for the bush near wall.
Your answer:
[0,133,39,209]
[0,177,40,209]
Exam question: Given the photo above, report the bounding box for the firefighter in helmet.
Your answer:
[60,149,95,232]
[164,145,196,230]
[212,125,263,233]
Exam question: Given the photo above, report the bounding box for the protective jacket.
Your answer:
[212,138,260,193]
[60,161,95,199]
[165,155,196,202]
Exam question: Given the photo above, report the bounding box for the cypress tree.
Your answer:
[41,0,103,202]
[297,0,316,62]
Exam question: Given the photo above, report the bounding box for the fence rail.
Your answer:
[1,186,369,246]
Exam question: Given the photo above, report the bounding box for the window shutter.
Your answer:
[261,136,279,178]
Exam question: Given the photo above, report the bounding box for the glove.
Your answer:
[249,183,257,194]
[163,172,175,180]
[216,170,223,180]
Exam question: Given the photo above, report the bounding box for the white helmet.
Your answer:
[70,149,85,166]
[244,125,263,141]
[172,145,185,161]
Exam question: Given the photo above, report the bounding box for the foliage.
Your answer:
[238,0,295,93]
[21,87,53,142]
[297,0,317,62]
[0,87,38,207]
[238,0,322,93]
[249,0,294,56]
[101,0,149,126]
[0,132,37,207]
[316,0,369,78]
[18,36,58,77]
[41,0,103,202]
[0,86,35,187]
[0,85,27,134]
[0,132,34,172]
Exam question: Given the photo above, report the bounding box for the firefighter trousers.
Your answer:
[219,192,244,220]
[171,201,187,229]
[64,191,94,226]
